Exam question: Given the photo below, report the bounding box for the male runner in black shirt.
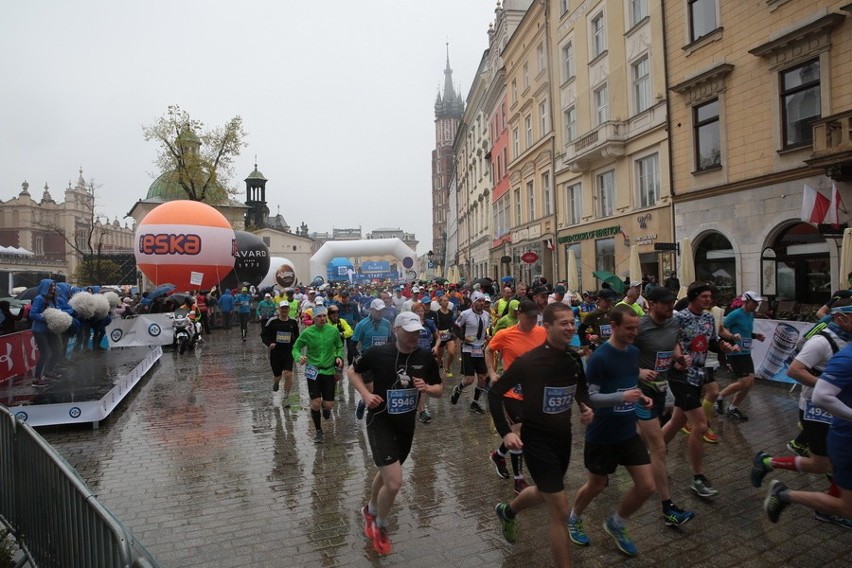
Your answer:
[349,312,442,556]
[490,302,593,568]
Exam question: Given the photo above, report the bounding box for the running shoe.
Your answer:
[603,516,637,557]
[371,523,392,555]
[419,409,432,424]
[691,477,719,499]
[726,407,749,421]
[703,428,720,444]
[662,504,695,527]
[355,400,366,420]
[32,379,49,388]
[469,401,484,414]
[445,369,454,378]
[714,399,725,415]
[787,439,809,457]
[764,480,789,523]
[490,451,510,479]
[568,517,590,546]
[681,423,693,435]
[494,503,518,544]
[751,451,772,488]
[361,505,376,539]
[513,478,529,495]
[450,384,462,405]
[814,511,852,529]
[314,430,324,444]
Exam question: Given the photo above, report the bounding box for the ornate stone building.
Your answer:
[0,170,134,294]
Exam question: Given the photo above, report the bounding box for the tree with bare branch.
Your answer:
[142,105,247,203]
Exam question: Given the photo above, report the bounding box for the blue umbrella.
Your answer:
[148,283,176,299]
[501,276,514,283]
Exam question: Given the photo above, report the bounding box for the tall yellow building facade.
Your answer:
[665,0,852,307]
[551,0,673,292]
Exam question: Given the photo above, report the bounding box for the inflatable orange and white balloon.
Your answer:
[135,200,236,289]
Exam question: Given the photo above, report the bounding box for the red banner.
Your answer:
[0,331,39,385]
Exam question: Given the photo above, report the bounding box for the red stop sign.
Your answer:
[521,251,539,264]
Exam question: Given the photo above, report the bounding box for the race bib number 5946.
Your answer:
[387,388,418,414]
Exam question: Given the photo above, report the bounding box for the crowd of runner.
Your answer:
[230,277,849,563]
[32,274,846,563]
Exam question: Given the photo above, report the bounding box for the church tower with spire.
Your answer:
[244,161,269,229]
[432,45,464,269]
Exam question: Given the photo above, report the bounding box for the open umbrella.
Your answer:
[567,250,580,293]
[678,237,694,300]
[15,286,39,301]
[592,271,625,294]
[839,228,852,290]
[148,283,176,300]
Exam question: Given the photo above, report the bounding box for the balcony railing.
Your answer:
[564,120,627,172]
[811,110,852,157]
[806,110,852,178]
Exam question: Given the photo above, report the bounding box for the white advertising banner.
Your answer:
[750,319,814,384]
[106,314,175,347]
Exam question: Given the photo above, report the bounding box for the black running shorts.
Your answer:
[800,409,830,457]
[461,352,487,376]
[307,373,336,402]
[584,434,650,476]
[668,381,702,411]
[727,354,755,378]
[270,353,294,376]
[521,431,572,494]
[366,415,416,467]
[503,397,523,425]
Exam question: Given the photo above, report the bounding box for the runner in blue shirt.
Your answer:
[568,305,654,557]
[765,333,852,524]
[714,291,766,421]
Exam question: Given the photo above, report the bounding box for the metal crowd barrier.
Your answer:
[0,405,158,568]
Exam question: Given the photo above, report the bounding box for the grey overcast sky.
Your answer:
[0,1,495,254]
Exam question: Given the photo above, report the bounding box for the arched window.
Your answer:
[772,223,830,305]
[695,232,736,305]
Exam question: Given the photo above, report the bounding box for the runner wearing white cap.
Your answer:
[712,291,766,421]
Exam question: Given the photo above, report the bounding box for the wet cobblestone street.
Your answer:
[39,329,852,567]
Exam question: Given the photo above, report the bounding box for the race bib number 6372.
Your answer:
[543,385,576,414]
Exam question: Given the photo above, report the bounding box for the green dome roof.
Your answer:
[146,170,228,204]
[245,168,267,182]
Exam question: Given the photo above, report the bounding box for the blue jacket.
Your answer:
[29,278,57,333]
[235,293,253,314]
[218,290,235,312]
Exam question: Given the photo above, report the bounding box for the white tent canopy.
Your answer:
[0,246,34,256]
[309,238,418,282]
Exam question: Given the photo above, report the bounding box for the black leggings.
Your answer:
[34,331,62,378]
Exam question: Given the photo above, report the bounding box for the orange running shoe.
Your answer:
[361,506,375,539]
[703,428,720,444]
[371,523,393,555]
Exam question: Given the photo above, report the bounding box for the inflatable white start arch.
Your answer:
[309,238,418,283]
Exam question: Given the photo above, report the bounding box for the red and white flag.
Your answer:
[825,182,845,227]
[802,185,830,224]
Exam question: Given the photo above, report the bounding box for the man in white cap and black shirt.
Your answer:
[349,311,442,556]
[261,301,300,404]
[450,290,491,413]
[712,290,765,421]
